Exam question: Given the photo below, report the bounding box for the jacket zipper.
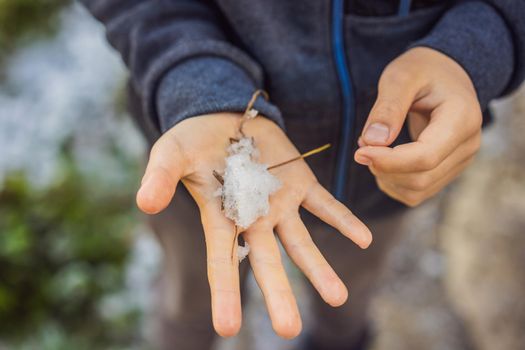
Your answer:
[331,0,355,201]
[398,0,413,17]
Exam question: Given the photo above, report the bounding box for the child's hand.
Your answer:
[355,47,482,207]
[136,113,372,338]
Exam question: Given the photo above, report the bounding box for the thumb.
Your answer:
[136,137,186,214]
[360,71,419,147]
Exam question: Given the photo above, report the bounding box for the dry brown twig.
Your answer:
[212,90,331,261]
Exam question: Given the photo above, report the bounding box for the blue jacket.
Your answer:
[82,0,525,219]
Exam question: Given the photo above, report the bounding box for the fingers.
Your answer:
[200,201,242,337]
[376,154,473,207]
[243,223,302,339]
[136,136,186,214]
[361,67,422,146]
[368,130,480,206]
[415,99,481,159]
[371,133,480,191]
[276,214,348,307]
[356,99,481,173]
[302,184,372,249]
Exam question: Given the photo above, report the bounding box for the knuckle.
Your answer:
[378,179,401,199]
[469,133,482,154]
[208,255,231,270]
[418,152,439,171]
[374,161,397,178]
[382,67,412,86]
[253,255,282,271]
[374,98,404,119]
[251,219,274,233]
[153,135,178,155]
[475,112,483,129]
[324,192,340,212]
[340,210,355,226]
[403,200,418,208]
[207,226,234,239]
[464,156,476,167]
[149,141,162,159]
[286,235,312,256]
[376,179,390,194]
[334,205,357,230]
[403,197,420,208]
[155,135,188,165]
[323,194,353,227]
[466,102,483,130]
[377,179,423,207]
[454,99,469,115]
[278,211,299,227]
[409,174,432,191]
[456,98,482,132]
[288,185,305,203]
[371,161,389,174]
[368,164,380,176]
[401,191,424,207]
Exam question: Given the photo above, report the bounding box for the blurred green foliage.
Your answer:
[0,145,142,349]
[0,0,69,53]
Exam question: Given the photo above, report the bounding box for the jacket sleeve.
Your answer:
[80,0,283,134]
[410,0,525,110]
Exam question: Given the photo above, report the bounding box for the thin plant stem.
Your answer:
[231,225,239,261]
[239,89,268,136]
[268,143,331,170]
[212,170,224,185]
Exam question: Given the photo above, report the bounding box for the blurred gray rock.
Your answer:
[438,88,525,350]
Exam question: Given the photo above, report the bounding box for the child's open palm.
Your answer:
[136,113,372,339]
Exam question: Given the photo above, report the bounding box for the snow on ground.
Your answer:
[0,3,142,187]
[0,3,159,341]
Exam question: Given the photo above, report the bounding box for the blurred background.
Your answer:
[0,1,523,350]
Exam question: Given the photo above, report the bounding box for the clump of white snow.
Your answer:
[216,137,281,229]
[237,242,250,262]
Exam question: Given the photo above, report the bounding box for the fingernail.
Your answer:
[355,153,372,166]
[364,123,389,144]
